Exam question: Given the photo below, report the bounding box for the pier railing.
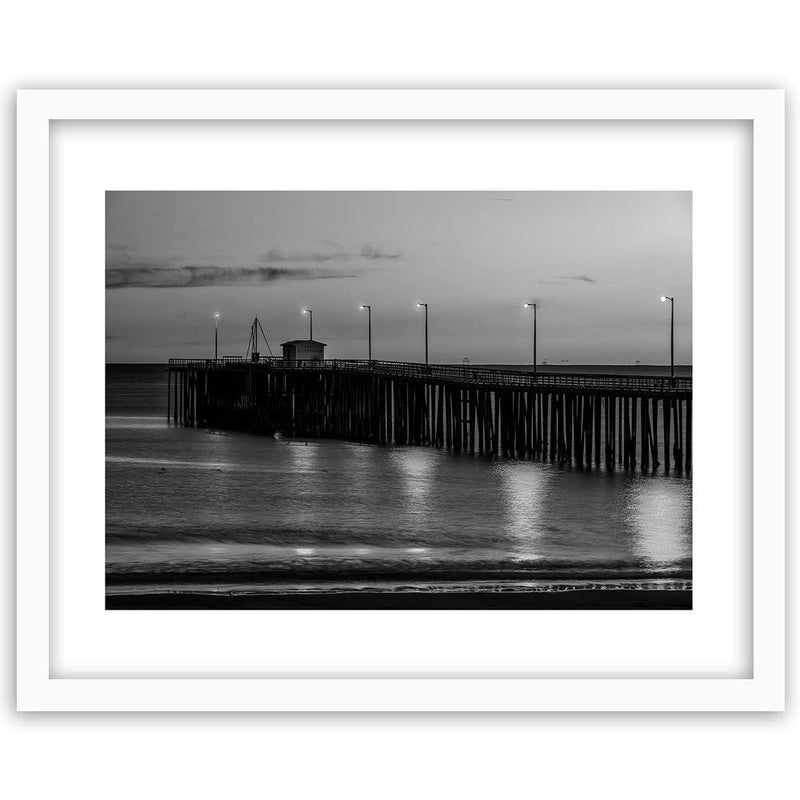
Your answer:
[167,357,691,394]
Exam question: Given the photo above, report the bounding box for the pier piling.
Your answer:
[167,358,691,475]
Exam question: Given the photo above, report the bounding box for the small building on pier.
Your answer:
[281,339,326,363]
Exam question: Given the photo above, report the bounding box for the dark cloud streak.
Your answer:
[263,248,339,264]
[262,244,400,264]
[106,265,357,289]
[359,245,400,260]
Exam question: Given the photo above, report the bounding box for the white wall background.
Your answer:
[2,2,796,798]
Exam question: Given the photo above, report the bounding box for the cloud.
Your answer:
[106,242,400,289]
[359,245,400,260]
[262,243,400,264]
[106,264,357,289]
[262,247,341,264]
[538,274,598,287]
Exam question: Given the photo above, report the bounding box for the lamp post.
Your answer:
[302,307,313,341]
[214,312,220,360]
[360,304,372,361]
[523,302,537,376]
[660,295,674,379]
[416,302,428,365]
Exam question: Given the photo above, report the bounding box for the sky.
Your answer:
[106,191,692,364]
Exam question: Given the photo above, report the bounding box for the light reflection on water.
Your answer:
[625,479,692,566]
[393,447,436,502]
[495,462,551,559]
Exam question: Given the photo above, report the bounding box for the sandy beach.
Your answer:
[107,588,691,610]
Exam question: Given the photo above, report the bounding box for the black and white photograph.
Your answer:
[106,190,692,610]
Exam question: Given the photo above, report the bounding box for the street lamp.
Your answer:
[359,304,372,361]
[302,307,313,341]
[213,312,220,360]
[523,302,537,376]
[660,295,675,379]
[416,302,428,365]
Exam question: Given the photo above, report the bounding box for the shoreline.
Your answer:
[106,589,691,610]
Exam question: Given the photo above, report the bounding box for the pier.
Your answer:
[167,358,691,474]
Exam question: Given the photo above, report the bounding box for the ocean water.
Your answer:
[106,365,692,605]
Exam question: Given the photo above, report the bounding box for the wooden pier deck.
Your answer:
[167,358,692,474]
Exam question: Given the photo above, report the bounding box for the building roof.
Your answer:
[280,339,327,347]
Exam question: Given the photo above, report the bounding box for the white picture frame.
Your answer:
[17,89,785,711]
